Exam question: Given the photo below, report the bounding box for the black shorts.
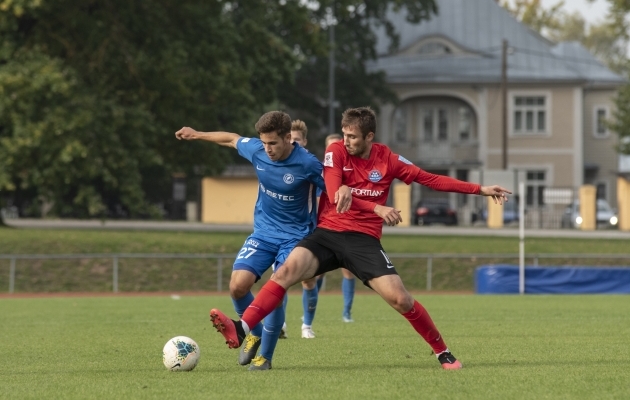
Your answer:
[296,228,398,287]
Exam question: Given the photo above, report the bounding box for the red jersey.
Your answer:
[318,142,480,239]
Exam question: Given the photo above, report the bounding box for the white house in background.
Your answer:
[368,0,625,213]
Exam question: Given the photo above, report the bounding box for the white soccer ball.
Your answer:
[162,336,200,371]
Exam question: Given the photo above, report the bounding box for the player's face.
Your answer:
[342,125,373,158]
[290,131,307,147]
[260,131,292,161]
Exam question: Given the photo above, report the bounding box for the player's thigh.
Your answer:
[272,247,321,287]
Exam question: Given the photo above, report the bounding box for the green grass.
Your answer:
[1,294,628,399]
[0,227,629,293]
[1,227,629,254]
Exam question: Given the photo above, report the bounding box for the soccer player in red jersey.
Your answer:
[210,107,511,370]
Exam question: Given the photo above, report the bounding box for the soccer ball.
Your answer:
[162,336,200,371]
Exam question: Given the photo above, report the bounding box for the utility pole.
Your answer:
[501,39,508,170]
[327,5,336,134]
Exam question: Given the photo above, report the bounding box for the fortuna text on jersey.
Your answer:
[350,187,384,197]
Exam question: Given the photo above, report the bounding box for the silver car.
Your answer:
[560,199,619,229]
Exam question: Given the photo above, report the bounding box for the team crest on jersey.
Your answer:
[398,155,412,165]
[368,169,383,182]
[324,152,333,167]
[283,173,295,184]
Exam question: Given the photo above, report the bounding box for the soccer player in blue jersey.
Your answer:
[175,111,351,370]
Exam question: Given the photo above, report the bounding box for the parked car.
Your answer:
[413,199,458,226]
[475,200,520,224]
[560,199,618,229]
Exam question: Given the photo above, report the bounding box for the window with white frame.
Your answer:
[392,106,408,143]
[421,108,449,142]
[418,42,452,56]
[438,109,448,141]
[525,170,546,206]
[422,109,434,142]
[594,106,609,138]
[458,107,472,141]
[513,96,547,135]
[596,182,607,200]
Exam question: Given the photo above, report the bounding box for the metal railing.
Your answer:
[2,253,630,294]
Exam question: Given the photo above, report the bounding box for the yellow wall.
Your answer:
[618,177,630,231]
[579,185,597,230]
[201,178,258,224]
[487,197,504,229]
[393,183,411,227]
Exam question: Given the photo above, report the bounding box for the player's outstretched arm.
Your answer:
[479,185,512,205]
[175,127,240,149]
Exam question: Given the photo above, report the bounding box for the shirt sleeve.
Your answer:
[236,137,260,163]
[305,155,326,192]
[391,153,480,194]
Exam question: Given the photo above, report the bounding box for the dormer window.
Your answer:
[418,42,452,56]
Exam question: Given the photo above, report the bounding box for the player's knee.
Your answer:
[229,281,250,299]
[389,292,414,313]
[302,277,316,289]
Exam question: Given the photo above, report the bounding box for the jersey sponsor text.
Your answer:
[350,187,384,197]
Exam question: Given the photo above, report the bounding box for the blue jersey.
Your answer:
[237,137,325,241]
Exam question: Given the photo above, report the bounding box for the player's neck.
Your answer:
[357,143,372,159]
[277,143,295,161]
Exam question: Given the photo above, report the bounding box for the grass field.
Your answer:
[1,227,629,293]
[1,227,630,254]
[1,293,628,399]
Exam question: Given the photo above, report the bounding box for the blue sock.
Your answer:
[231,292,262,337]
[342,277,355,317]
[283,292,288,310]
[260,305,285,361]
[302,287,318,326]
[316,276,324,291]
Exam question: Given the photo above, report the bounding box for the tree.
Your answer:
[0,0,438,218]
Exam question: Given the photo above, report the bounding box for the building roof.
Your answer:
[368,0,624,85]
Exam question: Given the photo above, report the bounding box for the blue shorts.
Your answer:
[232,235,301,281]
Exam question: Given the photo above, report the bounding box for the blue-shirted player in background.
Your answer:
[175,111,351,370]
[289,127,358,339]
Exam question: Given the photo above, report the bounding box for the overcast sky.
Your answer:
[507,0,611,26]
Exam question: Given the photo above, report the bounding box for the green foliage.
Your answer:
[0,0,437,217]
[610,84,630,154]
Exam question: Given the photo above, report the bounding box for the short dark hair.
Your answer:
[341,107,376,138]
[255,111,291,136]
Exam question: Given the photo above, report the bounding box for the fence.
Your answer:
[2,253,630,294]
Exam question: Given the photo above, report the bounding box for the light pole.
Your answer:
[327,4,336,134]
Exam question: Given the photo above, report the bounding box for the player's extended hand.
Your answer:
[479,185,512,205]
[334,185,352,213]
[374,205,403,226]
[175,127,198,140]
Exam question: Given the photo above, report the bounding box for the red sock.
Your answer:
[402,300,447,355]
[242,280,286,330]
